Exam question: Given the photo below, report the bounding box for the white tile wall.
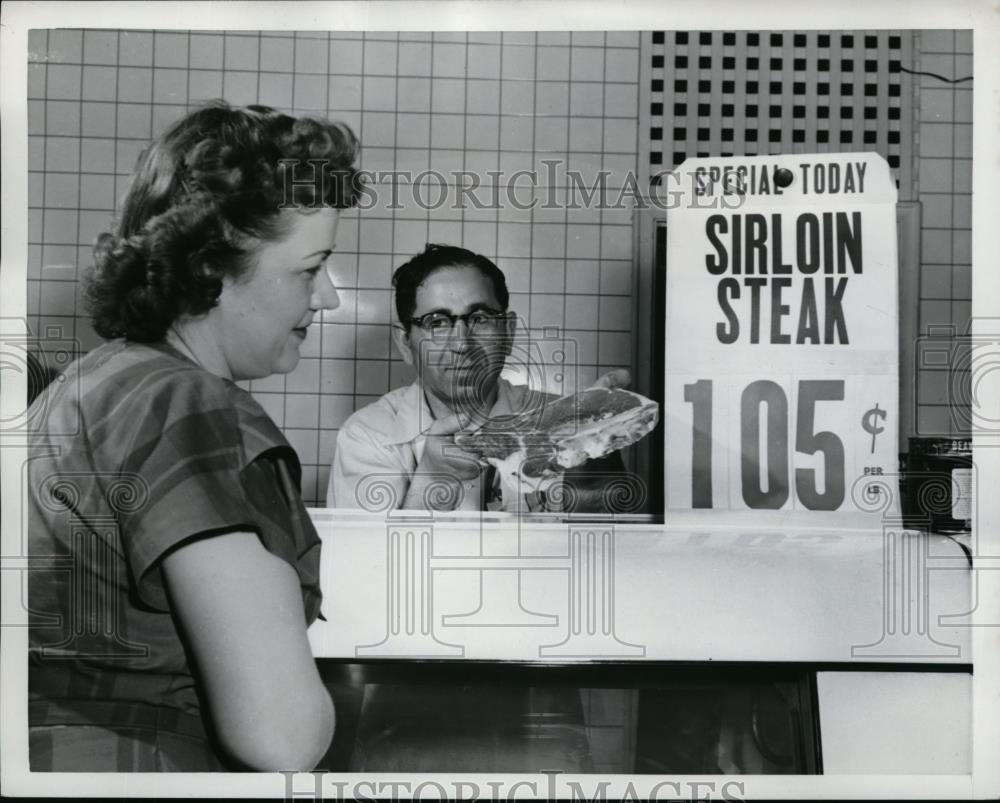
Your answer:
[27,29,643,504]
[29,27,969,500]
[913,30,973,438]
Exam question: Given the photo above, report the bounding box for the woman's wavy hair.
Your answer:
[87,100,361,341]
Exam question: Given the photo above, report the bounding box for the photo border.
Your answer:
[2,1,997,798]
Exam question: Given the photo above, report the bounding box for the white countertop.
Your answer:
[306,508,972,664]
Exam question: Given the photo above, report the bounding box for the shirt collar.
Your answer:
[386,382,434,446]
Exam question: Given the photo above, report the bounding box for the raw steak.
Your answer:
[455,387,659,491]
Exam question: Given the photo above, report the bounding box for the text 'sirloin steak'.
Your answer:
[455,387,659,490]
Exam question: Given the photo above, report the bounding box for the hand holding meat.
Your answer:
[589,368,632,391]
[454,386,659,492]
[417,412,484,481]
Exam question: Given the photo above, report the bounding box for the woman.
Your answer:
[27,101,359,771]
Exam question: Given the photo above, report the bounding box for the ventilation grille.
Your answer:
[641,30,914,196]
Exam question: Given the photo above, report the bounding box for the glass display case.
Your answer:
[316,662,820,774]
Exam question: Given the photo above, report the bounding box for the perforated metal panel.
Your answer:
[640,30,914,198]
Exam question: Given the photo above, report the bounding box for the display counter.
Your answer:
[306,509,972,774]
[307,508,971,663]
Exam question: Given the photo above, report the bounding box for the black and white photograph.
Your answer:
[1,0,998,799]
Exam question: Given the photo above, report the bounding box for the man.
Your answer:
[327,243,626,511]
[326,245,618,773]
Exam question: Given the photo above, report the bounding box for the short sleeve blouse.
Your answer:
[28,340,322,719]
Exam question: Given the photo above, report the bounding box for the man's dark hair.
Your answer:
[392,243,510,328]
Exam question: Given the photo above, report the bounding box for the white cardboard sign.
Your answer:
[664,153,898,513]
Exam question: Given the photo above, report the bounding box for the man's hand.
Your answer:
[402,412,488,510]
[417,412,483,480]
[589,368,631,390]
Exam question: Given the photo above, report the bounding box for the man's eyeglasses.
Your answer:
[406,309,509,341]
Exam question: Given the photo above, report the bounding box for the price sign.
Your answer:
[664,153,898,512]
